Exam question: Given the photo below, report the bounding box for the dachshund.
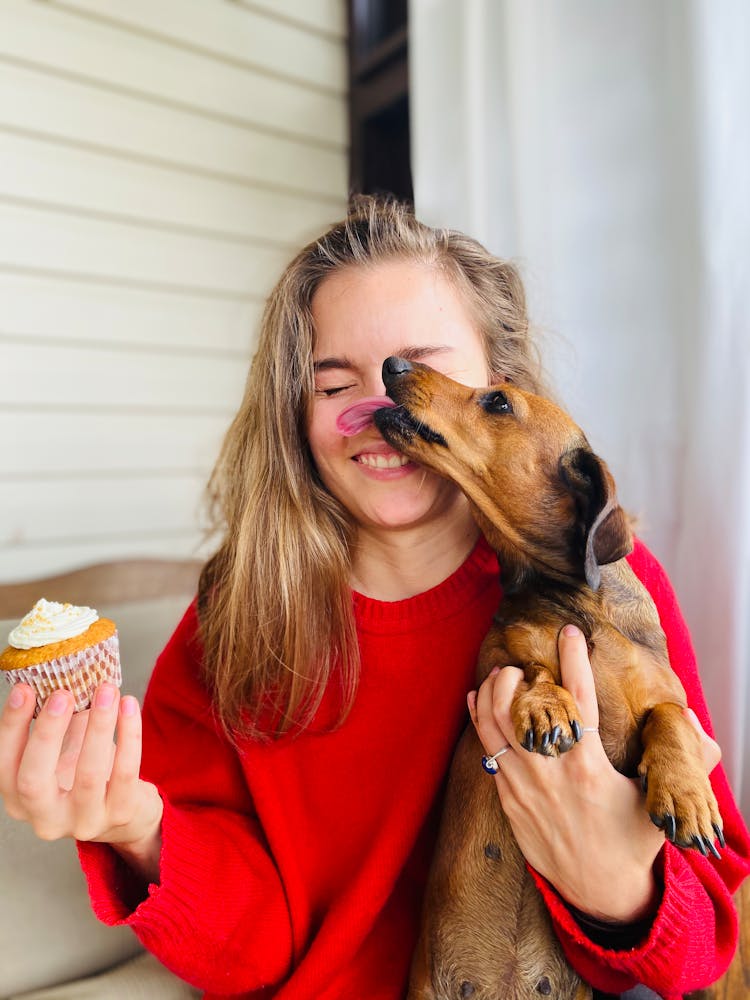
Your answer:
[373,356,723,1000]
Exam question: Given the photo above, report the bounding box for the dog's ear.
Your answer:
[559,447,632,590]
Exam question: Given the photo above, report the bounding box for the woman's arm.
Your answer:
[0,602,294,996]
[469,541,750,997]
[76,602,294,994]
[471,632,666,922]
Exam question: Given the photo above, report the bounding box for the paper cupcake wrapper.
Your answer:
[3,633,121,716]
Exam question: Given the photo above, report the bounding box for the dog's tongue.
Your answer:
[336,396,396,436]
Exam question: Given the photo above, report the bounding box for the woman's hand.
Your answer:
[0,682,163,882]
[468,625,668,924]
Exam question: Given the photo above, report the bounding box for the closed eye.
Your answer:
[317,385,355,397]
[480,390,513,414]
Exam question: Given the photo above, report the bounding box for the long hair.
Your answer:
[199,196,546,739]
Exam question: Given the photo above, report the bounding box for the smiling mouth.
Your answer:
[373,405,448,448]
[356,453,411,469]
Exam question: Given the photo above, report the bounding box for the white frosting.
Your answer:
[8,599,99,650]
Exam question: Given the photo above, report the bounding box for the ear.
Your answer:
[558,447,632,590]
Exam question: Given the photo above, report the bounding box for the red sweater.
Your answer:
[79,538,750,999]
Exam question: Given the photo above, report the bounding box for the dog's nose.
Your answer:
[382,356,413,382]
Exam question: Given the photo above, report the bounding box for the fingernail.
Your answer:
[120,696,138,717]
[95,684,115,709]
[47,690,70,716]
[563,624,581,637]
[8,686,25,709]
[490,666,501,676]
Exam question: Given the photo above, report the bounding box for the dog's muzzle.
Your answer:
[373,405,448,447]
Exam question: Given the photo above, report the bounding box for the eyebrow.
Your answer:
[313,344,453,373]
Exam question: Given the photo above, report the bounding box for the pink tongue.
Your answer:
[336,396,397,436]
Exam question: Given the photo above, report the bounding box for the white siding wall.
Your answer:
[0,0,348,581]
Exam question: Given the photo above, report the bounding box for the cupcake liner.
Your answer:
[3,633,121,716]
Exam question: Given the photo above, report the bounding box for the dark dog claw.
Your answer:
[558,734,574,754]
[540,731,551,753]
[692,836,708,856]
[713,823,726,848]
[572,720,583,742]
[641,773,648,794]
[650,813,678,841]
[524,729,535,752]
[550,725,561,747]
[695,834,721,860]
[707,838,722,860]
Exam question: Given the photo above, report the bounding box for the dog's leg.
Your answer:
[479,626,583,758]
[638,703,724,854]
[509,664,584,757]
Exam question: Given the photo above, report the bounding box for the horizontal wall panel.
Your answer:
[0,273,263,353]
[3,1,347,147]
[1,0,346,582]
[0,131,342,247]
[0,63,347,200]
[0,203,291,296]
[1,341,247,411]
[238,0,346,39]
[2,475,207,546]
[50,0,347,93]
[0,533,213,584]
[0,410,230,478]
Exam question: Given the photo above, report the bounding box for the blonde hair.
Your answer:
[199,196,545,739]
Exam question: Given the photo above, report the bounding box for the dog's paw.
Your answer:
[511,681,583,757]
[639,750,724,857]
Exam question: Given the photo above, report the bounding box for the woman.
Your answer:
[1,197,748,1000]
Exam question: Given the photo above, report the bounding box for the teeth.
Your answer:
[357,453,410,469]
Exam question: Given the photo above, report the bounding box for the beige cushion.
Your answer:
[0,596,192,998]
[9,952,201,999]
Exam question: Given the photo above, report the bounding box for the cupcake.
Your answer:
[0,599,121,716]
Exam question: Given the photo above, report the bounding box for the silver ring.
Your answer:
[481,745,511,774]
[582,727,599,734]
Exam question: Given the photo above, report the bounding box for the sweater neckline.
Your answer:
[352,535,499,631]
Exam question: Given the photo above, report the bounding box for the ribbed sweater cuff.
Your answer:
[77,794,204,934]
[129,795,216,949]
[79,794,293,991]
[530,847,710,998]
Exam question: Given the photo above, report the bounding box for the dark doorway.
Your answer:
[347,0,412,203]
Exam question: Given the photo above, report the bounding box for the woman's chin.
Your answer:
[355,489,465,534]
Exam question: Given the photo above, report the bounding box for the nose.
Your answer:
[382,356,413,387]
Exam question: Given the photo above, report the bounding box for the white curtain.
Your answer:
[410,0,750,817]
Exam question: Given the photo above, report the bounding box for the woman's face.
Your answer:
[308,259,490,534]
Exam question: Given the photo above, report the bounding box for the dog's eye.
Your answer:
[480,390,512,414]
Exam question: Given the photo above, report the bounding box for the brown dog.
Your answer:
[373,357,723,1000]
